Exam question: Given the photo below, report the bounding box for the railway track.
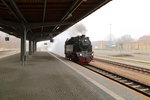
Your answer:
[83,64,150,97]
[94,58,150,75]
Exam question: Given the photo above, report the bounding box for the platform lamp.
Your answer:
[50,38,54,43]
[5,33,10,41]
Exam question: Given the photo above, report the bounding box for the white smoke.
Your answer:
[49,32,69,57]
[49,23,87,57]
[73,23,87,35]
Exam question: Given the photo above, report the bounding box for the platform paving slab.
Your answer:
[0,52,115,100]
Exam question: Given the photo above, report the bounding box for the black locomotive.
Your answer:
[65,35,93,64]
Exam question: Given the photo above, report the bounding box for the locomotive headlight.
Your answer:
[91,53,94,56]
[79,53,82,56]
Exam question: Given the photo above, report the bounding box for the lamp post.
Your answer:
[109,24,112,47]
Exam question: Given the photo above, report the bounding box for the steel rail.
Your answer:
[94,58,150,75]
[83,64,150,97]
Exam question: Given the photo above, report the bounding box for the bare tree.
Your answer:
[117,34,134,44]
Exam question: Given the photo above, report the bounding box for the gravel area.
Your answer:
[94,49,150,69]
[90,60,150,85]
[94,50,150,62]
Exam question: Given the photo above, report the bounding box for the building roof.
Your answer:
[139,35,150,44]
[139,35,150,40]
[0,0,111,41]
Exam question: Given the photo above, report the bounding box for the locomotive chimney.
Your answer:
[81,35,85,38]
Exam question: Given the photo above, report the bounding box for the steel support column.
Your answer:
[29,40,33,55]
[32,41,34,53]
[32,41,36,53]
[35,42,37,52]
[33,41,37,53]
[20,36,24,61]
[20,28,27,65]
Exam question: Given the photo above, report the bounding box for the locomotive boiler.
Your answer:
[65,35,93,64]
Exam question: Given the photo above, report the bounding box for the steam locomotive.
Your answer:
[65,35,93,64]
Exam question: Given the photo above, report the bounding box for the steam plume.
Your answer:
[49,23,87,56]
[73,23,87,35]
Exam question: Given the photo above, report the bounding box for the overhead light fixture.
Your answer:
[56,26,60,29]
[65,13,72,20]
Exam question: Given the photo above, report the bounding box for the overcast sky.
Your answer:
[77,0,150,41]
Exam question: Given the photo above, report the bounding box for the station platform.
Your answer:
[0,52,147,100]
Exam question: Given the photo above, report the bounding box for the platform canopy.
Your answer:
[0,0,111,42]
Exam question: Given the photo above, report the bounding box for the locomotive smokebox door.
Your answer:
[5,37,9,41]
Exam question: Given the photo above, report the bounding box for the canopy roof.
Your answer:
[0,0,111,41]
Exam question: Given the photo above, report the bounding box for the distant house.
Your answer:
[92,41,107,49]
[92,41,115,49]
[138,35,150,50]
[138,35,150,44]
[120,35,150,50]
[120,42,139,50]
